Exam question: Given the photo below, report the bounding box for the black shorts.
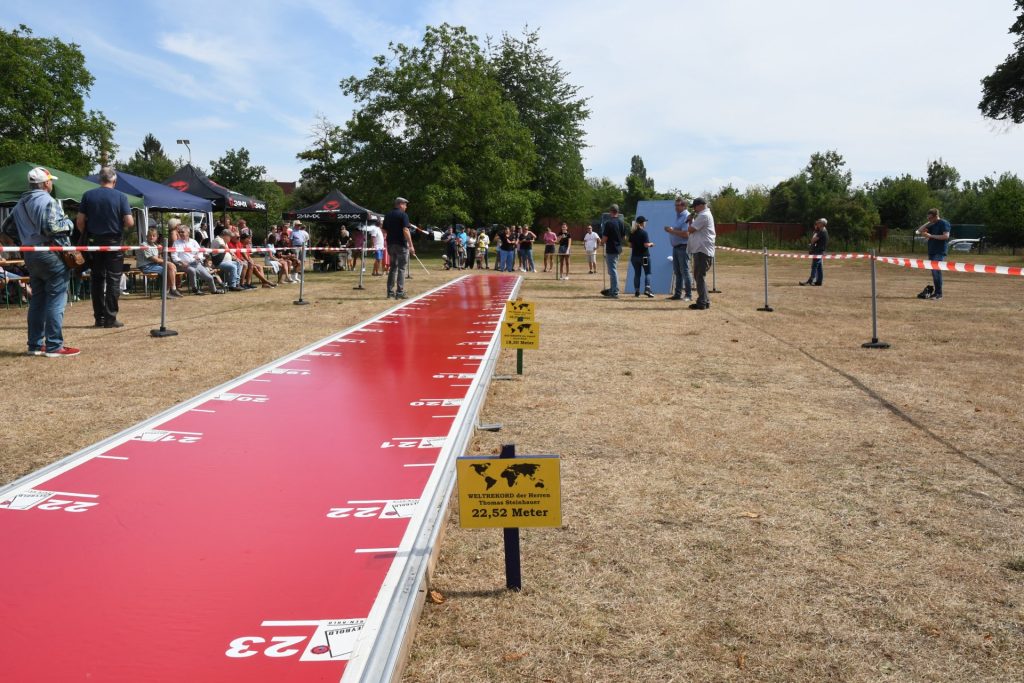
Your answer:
[544,245,555,254]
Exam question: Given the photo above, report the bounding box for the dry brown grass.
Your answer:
[3,253,1023,682]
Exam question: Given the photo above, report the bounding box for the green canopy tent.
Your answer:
[0,162,144,209]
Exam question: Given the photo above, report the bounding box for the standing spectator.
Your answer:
[77,166,133,328]
[466,229,478,269]
[290,221,310,276]
[629,216,655,298]
[136,227,182,297]
[383,196,415,299]
[366,218,385,276]
[497,226,516,272]
[583,225,600,274]
[600,204,626,298]
[542,226,557,272]
[663,197,692,300]
[519,225,537,272]
[476,228,490,269]
[916,208,950,300]
[170,221,221,294]
[557,223,572,279]
[687,197,716,310]
[1,167,79,356]
[800,218,829,287]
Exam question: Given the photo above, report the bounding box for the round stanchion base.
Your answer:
[352,286,365,290]
[150,328,179,338]
[862,339,890,349]
[710,289,722,293]
[293,300,310,306]
[757,306,774,312]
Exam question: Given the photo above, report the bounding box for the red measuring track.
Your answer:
[0,274,520,683]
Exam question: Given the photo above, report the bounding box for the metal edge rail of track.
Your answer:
[344,275,523,683]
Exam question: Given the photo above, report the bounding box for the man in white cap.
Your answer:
[0,167,79,356]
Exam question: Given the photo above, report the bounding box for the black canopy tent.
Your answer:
[281,189,377,223]
[165,164,266,213]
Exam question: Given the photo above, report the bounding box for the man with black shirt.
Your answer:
[383,196,415,299]
[76,167,134,327]
[600,204,625,298]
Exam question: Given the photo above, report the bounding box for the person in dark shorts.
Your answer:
[629,216,655,298]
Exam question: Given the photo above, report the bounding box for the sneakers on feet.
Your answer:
[169,289,184,298]
[45,346,80,358]
[644,289,654,298]
[103,320,124,328]
[26,348,44,356]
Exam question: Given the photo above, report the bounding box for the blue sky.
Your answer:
[5,1,1024,197]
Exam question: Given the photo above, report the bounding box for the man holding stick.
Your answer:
[384,197,415,299]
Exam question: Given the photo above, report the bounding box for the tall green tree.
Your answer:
[979,1,1024,123]
[295,114,347,207]
[0,24,116,174]
[867,174,933,230]
[624,154,656,215]
[119,133,177,182]
[586,177,625,219]
[983,172,1024,249]
[926,158,961,191]
[329,24,538,226]
[209,147,267,198]
[489,28,590,223]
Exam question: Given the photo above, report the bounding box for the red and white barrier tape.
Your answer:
[875,256,1024,276]
[716,246,869,260]
[717,245,1024,276]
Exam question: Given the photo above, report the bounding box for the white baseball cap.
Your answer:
[28,167,58,183]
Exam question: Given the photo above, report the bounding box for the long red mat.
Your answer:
[0,274,519,682]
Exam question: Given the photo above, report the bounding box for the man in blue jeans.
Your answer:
[600,204,625,298]
[663,197,692,300]
[916,208,950,300]
[1,167,79,357]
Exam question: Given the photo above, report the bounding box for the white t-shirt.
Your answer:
[583,231,600,252]
[368,226,384,250]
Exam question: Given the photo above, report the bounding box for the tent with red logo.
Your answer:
[281,189,377,223]
[164,164,266,213]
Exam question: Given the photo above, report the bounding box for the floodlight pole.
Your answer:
[176,139,191,165]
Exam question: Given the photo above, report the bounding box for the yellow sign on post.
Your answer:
[505,300,535,321]
[457,455,561,528]
[500,318,539,349]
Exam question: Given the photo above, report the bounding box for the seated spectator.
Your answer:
[169,219,221,294]
[263,239,295,284]
[136,227,182,297]
[227,230,255,289]
[212,227,244,291]
[239,234,276,288]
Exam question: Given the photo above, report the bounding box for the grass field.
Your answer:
[3,251,1023,682]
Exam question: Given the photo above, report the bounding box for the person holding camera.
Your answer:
[663,197,692,300]
[800,218,828,286]
[629,216,655,298]
[687,197,716,310]
[916,208,950,300]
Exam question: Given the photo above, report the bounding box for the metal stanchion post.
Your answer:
[294,243,309,306]
[710,254,721,293]
[151,239,178,337]
[862,250,890,349]
[757,246,773,312]
[500,443,522,591]
[353,232,367,290]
